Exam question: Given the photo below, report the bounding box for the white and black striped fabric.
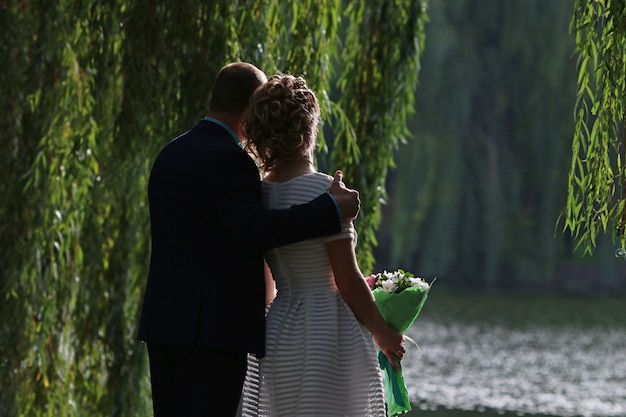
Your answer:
[241,172,386,417]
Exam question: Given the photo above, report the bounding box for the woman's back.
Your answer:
[242,172,387,417]
[262,173,340,292]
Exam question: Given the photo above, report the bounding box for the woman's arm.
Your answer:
[264,260,276,306]
[326,237,405,369]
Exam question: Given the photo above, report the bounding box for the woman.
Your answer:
[241,75,404,417]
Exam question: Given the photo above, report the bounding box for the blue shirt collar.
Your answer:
[203,116,241,147]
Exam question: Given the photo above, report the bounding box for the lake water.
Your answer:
[400,292,626,417]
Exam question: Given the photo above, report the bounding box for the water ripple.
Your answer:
[403,321,626,417]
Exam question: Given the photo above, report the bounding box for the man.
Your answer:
[137,62,360,417]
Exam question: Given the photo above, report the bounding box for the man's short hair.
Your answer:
[208,62,267,114]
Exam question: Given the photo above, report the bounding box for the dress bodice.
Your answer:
[243,172,386,417]
[261,172,354,295]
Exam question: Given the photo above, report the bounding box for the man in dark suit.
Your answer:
[137,62,360,417]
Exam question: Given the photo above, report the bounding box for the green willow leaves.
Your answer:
[0,1,427,416]
[333,0,427,270]
[566,0,626,253]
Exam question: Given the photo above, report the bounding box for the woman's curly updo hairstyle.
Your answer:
[243,75,320,174]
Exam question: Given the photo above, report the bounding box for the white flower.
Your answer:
[409,277,430,291]
[382,270,395,280]
[371,269,432,294]
[381,279,399,293]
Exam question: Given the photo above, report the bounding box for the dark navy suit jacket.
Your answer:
[137,119,340,356]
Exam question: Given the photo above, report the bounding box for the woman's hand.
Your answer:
[372,326,405,371]
[326,237,405,371]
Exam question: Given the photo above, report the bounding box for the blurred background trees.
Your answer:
[375,0,626,292]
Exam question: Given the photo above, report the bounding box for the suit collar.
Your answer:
[201,116,241,147]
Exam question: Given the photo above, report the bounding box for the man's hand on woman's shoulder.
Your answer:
[330,170,360,220]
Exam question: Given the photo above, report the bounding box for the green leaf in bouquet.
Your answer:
[373,285,430,332]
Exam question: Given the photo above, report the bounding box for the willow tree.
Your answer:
[0,1,426,416]
[378,1,580,289]
[565,0,626,256]
[332,0,427,271]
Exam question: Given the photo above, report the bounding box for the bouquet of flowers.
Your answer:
[366,269,433,416]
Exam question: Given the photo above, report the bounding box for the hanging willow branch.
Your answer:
[332,0,427,271]
[0,0,427,415]
[565,0,626,255]
[617,110,626,256]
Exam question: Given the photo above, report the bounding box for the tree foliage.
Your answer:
[378,1,586,289]
[565,0,626,254]
[0,1,426,415]
[332,0,427,270]
[375,0,626,291]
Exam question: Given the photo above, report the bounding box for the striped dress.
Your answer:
[242,172,387,417]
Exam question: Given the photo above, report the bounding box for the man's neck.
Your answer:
[206,111,242,138]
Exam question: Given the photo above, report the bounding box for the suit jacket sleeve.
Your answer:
[216,145,341,251]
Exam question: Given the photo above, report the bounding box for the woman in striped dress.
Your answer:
[241,74,405,417]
